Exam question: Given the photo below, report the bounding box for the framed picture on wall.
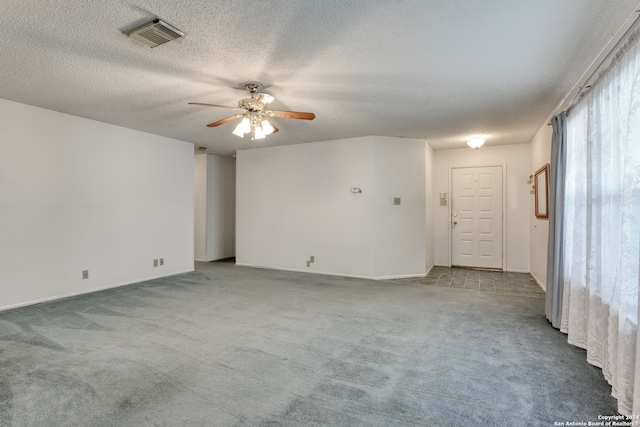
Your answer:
[534,163,549,219]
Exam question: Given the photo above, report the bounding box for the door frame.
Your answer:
[448,163,507,270]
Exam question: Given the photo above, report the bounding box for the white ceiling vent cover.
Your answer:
[125,18,185,48]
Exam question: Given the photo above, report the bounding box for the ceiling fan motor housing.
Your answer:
[238,97,266,112]
[245,83,260,94]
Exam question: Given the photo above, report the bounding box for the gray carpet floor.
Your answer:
[0,262,618,426]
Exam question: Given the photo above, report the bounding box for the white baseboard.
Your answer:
[530,272,546,292]
[235,263,429,281]
[0,268,195,313]
[195,255,235,262]
[235,263,373,279]
[373,272,429,280]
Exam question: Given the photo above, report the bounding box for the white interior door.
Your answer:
[451,166,503,269]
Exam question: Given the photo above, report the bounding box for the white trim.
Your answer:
[194,255,235,262]
[447,169,452,267]
[448,163,507,271]
[374,273,429,280]
[235,263,376,280]
[235,263,428,281]
[0,269,195,313]
[530,272,546,292]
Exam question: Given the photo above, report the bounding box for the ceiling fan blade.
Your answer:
[189,102,237,110]
[207,114,244,127]
[269,110,315,120]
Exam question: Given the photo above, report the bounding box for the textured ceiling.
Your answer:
[0,0,636,154]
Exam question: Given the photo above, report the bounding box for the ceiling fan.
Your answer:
[189,83,315,140]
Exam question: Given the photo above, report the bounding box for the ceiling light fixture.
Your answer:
[232,112,276,140]
[467,136,486,149]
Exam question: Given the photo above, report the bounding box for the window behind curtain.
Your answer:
[561,30,640,415]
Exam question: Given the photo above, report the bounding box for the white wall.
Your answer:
[432,144,531,272]
[194,153,235,261]
[0,98,194,311]
[236,136,427,279]
[373,138,427,277]
[529,123,552,289]
[194,155,208,260]
[425,142,435,270]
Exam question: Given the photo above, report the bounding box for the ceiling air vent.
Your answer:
[124,18,185,48]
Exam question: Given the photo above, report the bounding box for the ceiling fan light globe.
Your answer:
[232,126,245,137]
[238,117,251,133]
[253,126,266,140]
[261,119,275,135]
[259,93,275,104]
[233,117,250,137]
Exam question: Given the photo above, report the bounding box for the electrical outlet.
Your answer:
[394,197,401,205]
[306,261,311,267]
[310,256,315,263]
[159,258,164,266]
[153,259,158,267]
[82,270,89,279]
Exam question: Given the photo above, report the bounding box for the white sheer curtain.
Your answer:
[560,30,640,415]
